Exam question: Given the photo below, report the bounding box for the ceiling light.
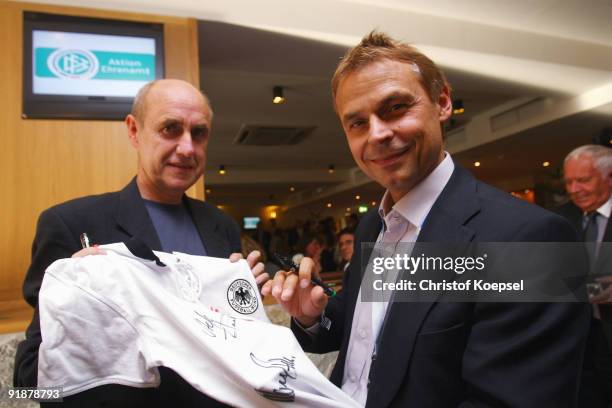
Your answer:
[205,189,211,194]
[289,186,295,192]
[346,207,351,212]
[270,211,277,219]
[453,99,465,115]
[355,195,360,200]
[328,164,335,174]
[542,161,550,167]
[273,86,285,104]
[371,201,377,206]
[326,202,332,208]
[219,165,226,175]
[474,161,481,167]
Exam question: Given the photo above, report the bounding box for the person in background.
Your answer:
[319,217,339,272]
[268,219,290,259]
[255,219,271,258]
[292,232,325,275]
[337,228,355,272]
[558,144,612,408]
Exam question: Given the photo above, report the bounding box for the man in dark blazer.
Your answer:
[558,145,612,407]
[14,79,267,407]
[263,32,590,407]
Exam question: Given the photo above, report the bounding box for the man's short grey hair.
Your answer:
[130,79,213,123]
[564,144,612,176]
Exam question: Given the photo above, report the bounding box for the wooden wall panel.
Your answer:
[0,0,201,302]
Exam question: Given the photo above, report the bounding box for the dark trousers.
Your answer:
[42,367,230,408]
[579,318,612,408]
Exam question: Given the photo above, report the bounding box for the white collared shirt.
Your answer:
[341,153,455,405]
[593,196,611,243]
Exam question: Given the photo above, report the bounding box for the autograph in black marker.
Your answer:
[250,353,297,402]
[193,309,238,340]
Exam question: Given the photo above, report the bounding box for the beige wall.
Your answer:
[0,1,201,302]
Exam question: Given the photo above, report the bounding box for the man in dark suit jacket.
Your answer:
[14,79,267,407]
[558,145,612,407]
[263,31,590,407]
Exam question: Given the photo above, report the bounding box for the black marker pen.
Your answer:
[273,253,336,297]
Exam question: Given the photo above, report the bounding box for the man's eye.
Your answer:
[390,103,407,112]
[191,127,208,140]
[162,123,182,136]
[350,120,366,129]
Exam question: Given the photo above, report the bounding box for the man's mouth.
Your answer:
[571,194,589,202]
[369,144,413,166]
[168,162,195,170]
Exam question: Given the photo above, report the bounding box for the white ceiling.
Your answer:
[360,0,612,46]
[17,0,612,210]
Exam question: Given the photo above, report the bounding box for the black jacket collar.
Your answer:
[113,178,230,257]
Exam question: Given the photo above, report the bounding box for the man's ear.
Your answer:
[125,114,140,148]
[437,85,452,121]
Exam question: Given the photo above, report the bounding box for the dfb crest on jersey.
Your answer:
[175,259,202,302]
[227,279,258,314]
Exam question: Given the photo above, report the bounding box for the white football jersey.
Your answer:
[38,243,358,408]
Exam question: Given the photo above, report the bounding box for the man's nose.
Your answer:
[176,131,195,156]
[369,116,393,142]
[566,180,580,194]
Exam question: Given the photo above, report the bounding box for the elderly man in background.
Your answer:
[559,144,612,408]
[14,79,267,407]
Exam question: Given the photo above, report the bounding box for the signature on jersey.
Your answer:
[250,353,296,402]
[193,309,238,340]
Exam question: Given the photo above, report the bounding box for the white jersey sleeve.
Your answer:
[38,268,160,394]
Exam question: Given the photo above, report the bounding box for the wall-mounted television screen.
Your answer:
[243,217,261,230]
[23,11,165,120]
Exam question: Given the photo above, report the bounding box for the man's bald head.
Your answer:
[125,79,213,204]
[130,79,213,124]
